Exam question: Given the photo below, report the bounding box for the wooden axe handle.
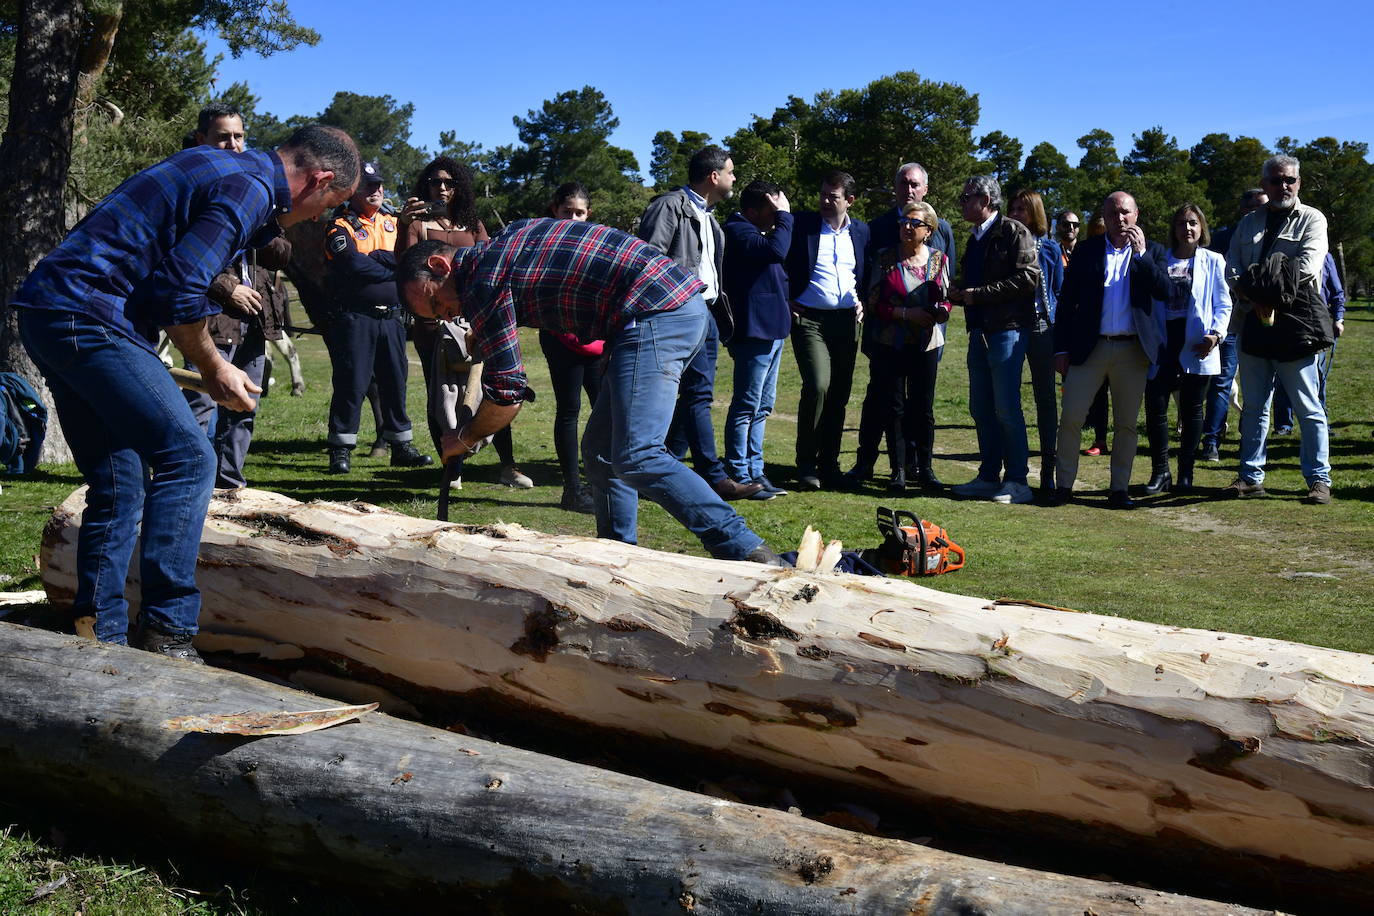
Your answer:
[168,367,207,394]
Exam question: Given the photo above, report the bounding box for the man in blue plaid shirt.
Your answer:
[399,218,784,565]
[14,125,359,661]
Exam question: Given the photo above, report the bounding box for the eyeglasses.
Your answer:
[958,192,984,203]
[428,178,458,188]
[898,217,930,229]
[1263,175,1298,186]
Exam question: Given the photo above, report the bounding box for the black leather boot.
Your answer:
[1142,469,1172,495]
[390,441,435,468]
[327,446,352,475]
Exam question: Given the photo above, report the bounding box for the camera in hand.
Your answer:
[424,200,449,219]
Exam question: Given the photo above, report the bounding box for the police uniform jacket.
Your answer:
[324,207,401,313]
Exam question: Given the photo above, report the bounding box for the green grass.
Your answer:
[1,303,1371,910]
[4,303,1373,649]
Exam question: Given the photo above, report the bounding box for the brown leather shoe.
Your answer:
[714,477,765,500]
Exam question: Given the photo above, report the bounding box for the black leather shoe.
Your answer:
[1142,470,1172,495]
[913,466,943,489]
[1044,487,1073,506]
[839,467,871,491]
[887,470,907,493]
[327,446,352,475]
[560,486,594,514]
[391,441,435,468]
[744,543,790,567]
[1174,472,1194,494]
[133,626,205,665]
[714,477,765,500]
[1107,490,1136,510]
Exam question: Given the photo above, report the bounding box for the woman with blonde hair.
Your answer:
[1007,189,1062,492]
[843,200,951,492]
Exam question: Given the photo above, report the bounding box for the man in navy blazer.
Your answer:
[1051,191,1170,508]
[783,170,870,490]
[867,162,956,263]
[721,180,794,498]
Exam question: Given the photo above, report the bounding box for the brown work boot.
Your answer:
[1304,481,1332,505]
[713,477,764,500]
[1220,477,1266,498]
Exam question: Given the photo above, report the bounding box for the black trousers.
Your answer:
[324,309,412,446]
[1144,318,1209,474]
[539,330,602,486]
[855,344,941,474]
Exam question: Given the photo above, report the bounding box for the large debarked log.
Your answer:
[40,487,1374,900]
[0,622,1262,914]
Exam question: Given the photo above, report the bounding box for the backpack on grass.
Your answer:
[0,372,48,475]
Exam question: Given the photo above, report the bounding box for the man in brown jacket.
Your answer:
[182,102,295,488]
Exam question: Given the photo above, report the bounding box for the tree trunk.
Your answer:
[0,0,88,465]
[40,486,1374,908]
[74,3,123,125]
[0,621,1264,915]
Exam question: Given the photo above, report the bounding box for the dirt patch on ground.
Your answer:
[1148,504,1374,576]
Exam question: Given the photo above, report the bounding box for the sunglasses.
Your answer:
[1061,221,1080,229]
[898,217,931,229]
[958,192,984,203]
[428,177,458,188]
[1263,175,1298,186]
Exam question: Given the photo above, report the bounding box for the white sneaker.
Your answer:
[991,481,1034,504]
[500,465,534,488]
[449,475,462,491]
[951,477,1002,499]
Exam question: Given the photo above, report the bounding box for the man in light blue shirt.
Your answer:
[783,171,871,490]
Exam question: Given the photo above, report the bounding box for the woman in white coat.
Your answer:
[1140,203,1232,494]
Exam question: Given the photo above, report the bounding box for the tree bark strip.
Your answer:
[0,621,1263,915]
[39,486,1374,903]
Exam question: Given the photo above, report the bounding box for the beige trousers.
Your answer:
[1055,337,1150,493]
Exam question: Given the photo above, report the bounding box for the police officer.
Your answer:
[323,160,432,473]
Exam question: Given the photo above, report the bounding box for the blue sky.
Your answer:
[205,0,1372,188]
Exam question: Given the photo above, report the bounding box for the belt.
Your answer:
[1100,333,1137,341]
[792,303,854,319]
[345,301,400,318]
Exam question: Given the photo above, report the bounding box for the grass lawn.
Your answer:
[5,301,1370,649]
[1,300,1371,912]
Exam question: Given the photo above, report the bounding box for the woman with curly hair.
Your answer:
[399,157,532,489]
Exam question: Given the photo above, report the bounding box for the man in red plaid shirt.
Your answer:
[399,218,784,565]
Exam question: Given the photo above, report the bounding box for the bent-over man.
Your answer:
[398,219,785,565]
[14,125,359,660]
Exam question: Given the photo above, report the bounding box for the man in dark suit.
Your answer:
[1051,191,1170,509]
[867,162,956,263]
[784,170,870,490]
[721,180,794,498]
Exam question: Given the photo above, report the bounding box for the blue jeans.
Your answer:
[723,337,784,482]
[19,309,215,643]
[581,296,762,559]
[1237,349,1330,486]
[666,313,725,482]
[1200,335,1238,449]
[966,327,1030,484]
[185,334,266,488]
